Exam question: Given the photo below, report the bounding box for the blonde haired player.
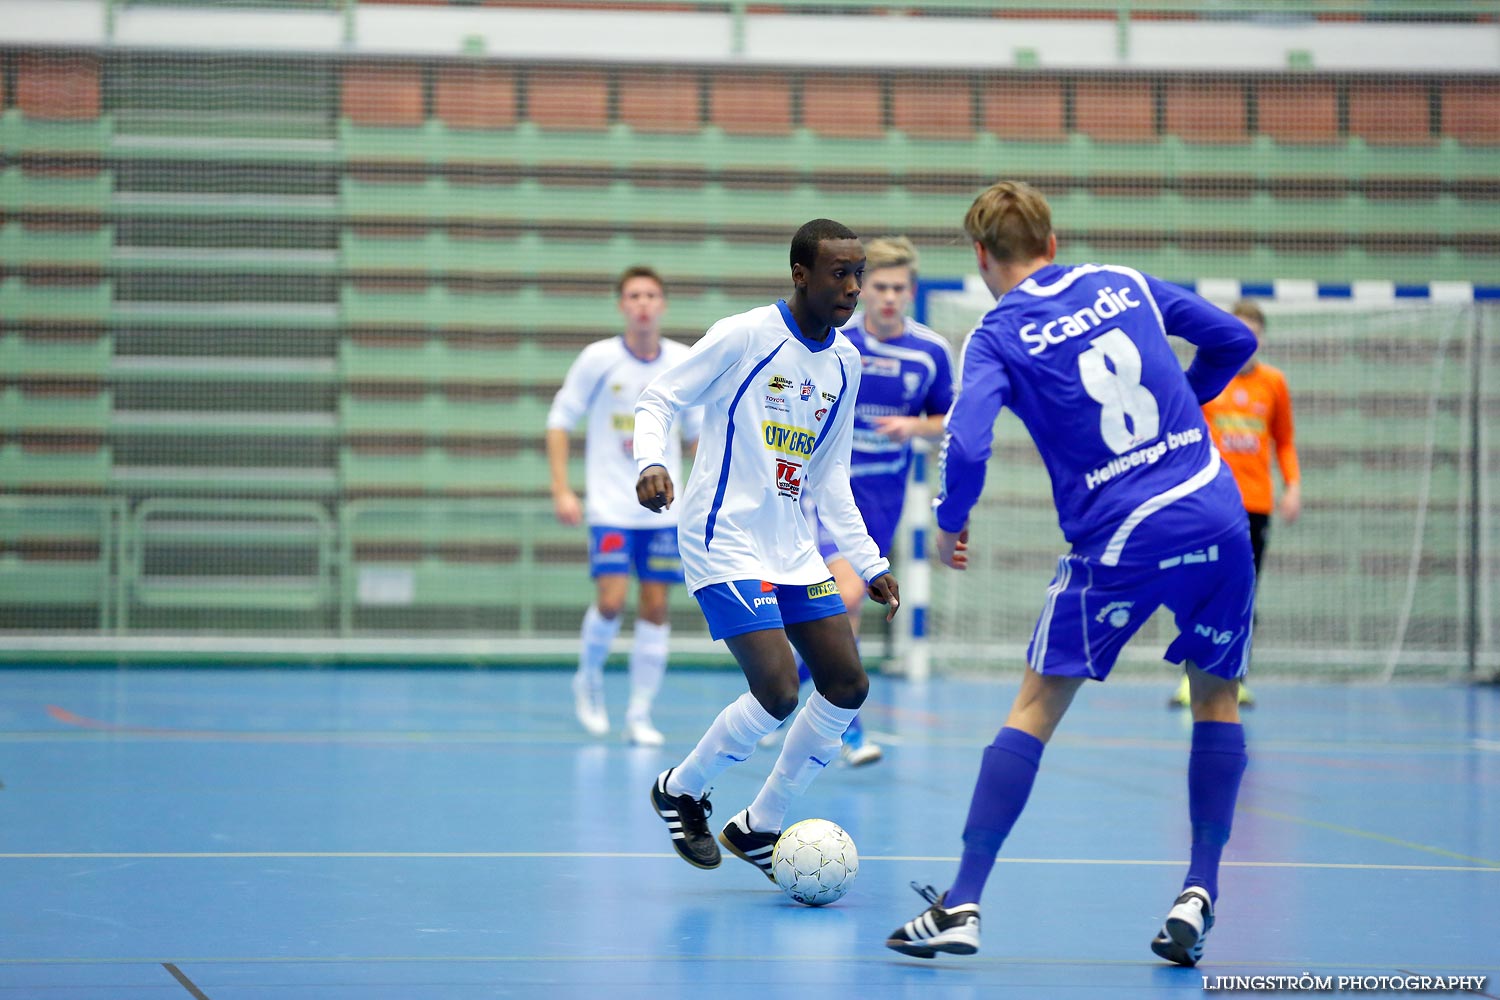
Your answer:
[887,182,1258,967]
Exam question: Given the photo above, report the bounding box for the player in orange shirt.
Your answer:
[1171,299,1301,708]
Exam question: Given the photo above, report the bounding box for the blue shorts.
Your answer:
[1028,527,1256,681]
[588,526,683,583]
[695,579,846,641]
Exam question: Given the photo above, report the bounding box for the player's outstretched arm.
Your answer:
[936,526,969,570]
[636,464,674,512]
[866,572,901,622]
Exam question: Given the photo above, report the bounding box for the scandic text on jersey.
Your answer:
[1019,285,1143,356]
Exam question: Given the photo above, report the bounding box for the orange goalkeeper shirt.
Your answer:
[1202,362,1300,515]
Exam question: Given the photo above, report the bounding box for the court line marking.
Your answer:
[162,962,211,1000]
[0,851,1495,872]
[1240,806,1500,869]
[0,955,1494,973]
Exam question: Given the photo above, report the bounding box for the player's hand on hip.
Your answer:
[552,489,583,526]
[937,527,969,570]
[866,572,901,622]
[636,465,674,512]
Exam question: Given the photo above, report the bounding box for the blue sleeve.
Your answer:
[1144,275,1258,404]
[933,327,1010,533]
[923,338,956,417]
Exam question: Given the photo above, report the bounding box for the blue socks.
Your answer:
[1183,720,1248,902]
[945,727,1045,907]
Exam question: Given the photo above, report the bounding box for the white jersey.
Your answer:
[634,301,890,593]
[546,336,700,530]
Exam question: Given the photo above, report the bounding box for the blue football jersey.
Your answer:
[838,314,955,549]
[936,263,1258,566]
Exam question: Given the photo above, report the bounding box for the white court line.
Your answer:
[1,851,1495,871]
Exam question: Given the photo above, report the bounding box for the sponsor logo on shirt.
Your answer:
[611,413,635,432]
[768,375,795,391]
[1082,427,1202,490]
[765,394,790,413]
[814,408,827,422]
[775,459,802,499]
[806,580,839,599]
[800,379,816,401]
[1018,285,1141,356]
[862,356,901,377]
[762,421,816,458]
[821,391,837,403]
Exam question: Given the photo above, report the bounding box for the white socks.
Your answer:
[577,604,621,683]
[747,692,857,834]
[626,619,670,725]
[666,691,782,799]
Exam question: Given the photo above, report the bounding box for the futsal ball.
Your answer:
[771,818,858,906]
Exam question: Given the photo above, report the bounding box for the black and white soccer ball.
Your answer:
[771,818,858,906]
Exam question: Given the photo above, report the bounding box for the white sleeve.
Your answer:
[808,361,890,583]
[634,321,742,472]
[546,346,605,431]
[677,405,704,446]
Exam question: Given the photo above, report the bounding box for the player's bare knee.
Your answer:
[755,682,801,721]
[595,600,625,620]
[818,673,868,711]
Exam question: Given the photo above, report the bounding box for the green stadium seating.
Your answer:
[120,499,335,622]
[0,277,112,323]
[339,391,551,438]
[0,334,112,379]
[0,166,113,213]
[339,338,574,385]
[0,387,112,432]
[0,496,122,627]
[338,498,593,631]
[0,109,111,156]
[0,443,112,490]
[0,222,112,267]
[339,446,573,496]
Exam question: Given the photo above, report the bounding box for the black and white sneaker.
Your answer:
[650,768,721,870]
[1151,886,1215,967]
[885,882,981,958]
[718,809,778,883]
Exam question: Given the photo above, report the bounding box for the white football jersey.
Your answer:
[634,302,889,593]
[546,336,699,530]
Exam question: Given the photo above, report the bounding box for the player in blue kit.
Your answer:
[885,182,1258,966]
[788,236,955,766]
[633,219,900,881]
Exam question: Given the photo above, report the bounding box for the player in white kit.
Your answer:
[634,220,901,878]
[546,266,700,746]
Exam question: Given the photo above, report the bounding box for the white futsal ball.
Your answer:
[771,818,858,906]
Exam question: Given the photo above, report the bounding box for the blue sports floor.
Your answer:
[1,667,1496,999]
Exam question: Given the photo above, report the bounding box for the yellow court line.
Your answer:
[1242,805,1500,869]
[1,850,1496,872]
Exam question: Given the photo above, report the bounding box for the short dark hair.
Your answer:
[617,265,665,297]
[790,219,858,271]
